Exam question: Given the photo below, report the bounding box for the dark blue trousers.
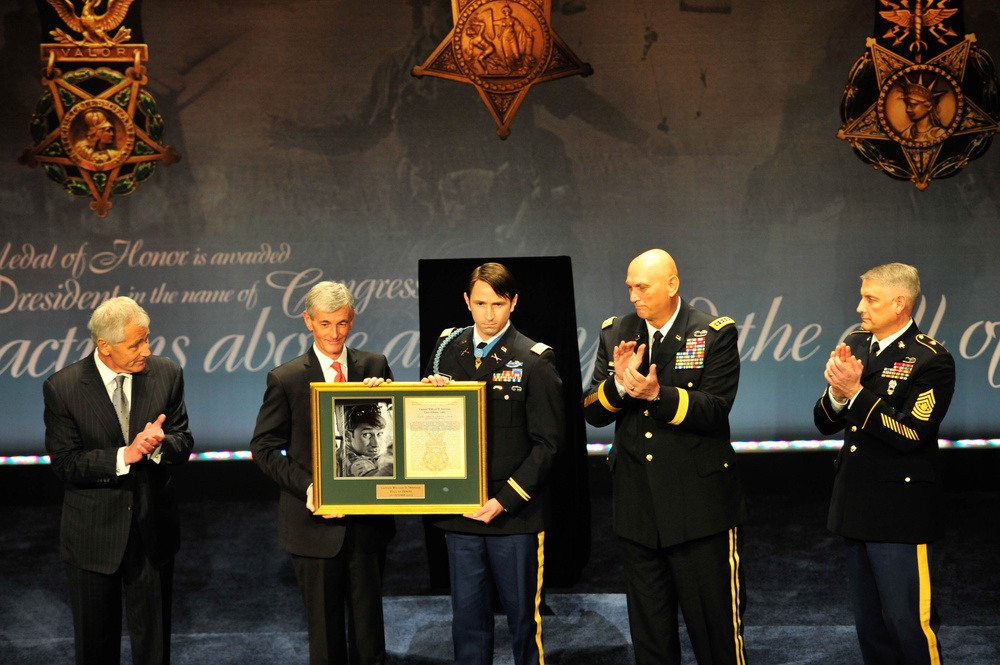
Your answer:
[446,532,544,665]
[844,538,942,665]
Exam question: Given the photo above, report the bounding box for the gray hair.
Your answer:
[88,296,150,345]
[861,263,921,307]
[304,281,355,317]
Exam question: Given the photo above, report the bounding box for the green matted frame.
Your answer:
[310,381,487,515]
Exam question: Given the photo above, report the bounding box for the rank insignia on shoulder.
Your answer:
[916,334,947,354]
[709,316,735,331]
[530,342,551,355]
[439,327,457,338]
[601,316,617,329]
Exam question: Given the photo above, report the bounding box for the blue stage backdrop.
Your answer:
[1,1,998,454]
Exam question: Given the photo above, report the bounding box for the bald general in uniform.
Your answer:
[583,249,748,665]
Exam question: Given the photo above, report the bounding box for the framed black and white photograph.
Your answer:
[310,382,487,515]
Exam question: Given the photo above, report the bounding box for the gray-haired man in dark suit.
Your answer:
[251,280,395,665]
[44,296,194,665]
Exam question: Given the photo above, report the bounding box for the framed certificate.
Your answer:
[310,381,487,515]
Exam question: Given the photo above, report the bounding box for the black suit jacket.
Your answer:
[43,354,193,574]
[814,324,955,543]
[583,303,747,549]
[250,347,395,557]
[426,325,564,536]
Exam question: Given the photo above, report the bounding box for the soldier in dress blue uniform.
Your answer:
[422,262,564,665]
[815,262,955,665]
[583,249,748,665]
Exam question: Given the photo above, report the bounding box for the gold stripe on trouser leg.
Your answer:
[728,528,747,665]
[535,531,546,665]
[918,544,942,665]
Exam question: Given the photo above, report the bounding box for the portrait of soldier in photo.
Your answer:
[339,401,394,478]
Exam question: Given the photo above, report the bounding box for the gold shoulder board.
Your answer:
[439,327,457,338]
[530,342,551,355]
[709,316,735,331]
[601,316,617,329]
[848,329,868,336]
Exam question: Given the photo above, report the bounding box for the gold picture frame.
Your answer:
[310,381,487,515]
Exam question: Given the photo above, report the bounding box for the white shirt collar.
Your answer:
[645,301,681,344]
[93,349,130,397]
[315,344,347,382]
[872,319,913,354]
[473,322,511,348]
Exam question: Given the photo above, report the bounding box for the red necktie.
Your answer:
[333,361,346,382]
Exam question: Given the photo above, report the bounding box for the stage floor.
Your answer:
[3,452,998,664]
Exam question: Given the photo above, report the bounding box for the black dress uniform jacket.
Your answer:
[583,302,747,549]
[814,324,955,544]
[426,324,564,536]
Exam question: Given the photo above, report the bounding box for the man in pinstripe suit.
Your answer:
[43,296,194,665]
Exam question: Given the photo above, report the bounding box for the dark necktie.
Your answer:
[651,330,663,361]
[475,341,487,369]
[870,340,880,363]
[112,374,129,444]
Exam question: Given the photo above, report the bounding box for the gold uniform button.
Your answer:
[643,410,650,417]
[504,395,509,401]
[645,454,653,462]
[851,426,858,432]
[687,382,694,388]
[644,432,653,439]
[904,477,911,483]
[723,463,729,469]
[849,445,857,453]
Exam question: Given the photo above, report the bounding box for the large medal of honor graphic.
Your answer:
[19,0,179,217]
[413,0,592,138]
[838,1,1000,190]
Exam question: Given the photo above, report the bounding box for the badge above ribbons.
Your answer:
[838,0,1000,190]
[412,0,592,139]
[18,0,179,217]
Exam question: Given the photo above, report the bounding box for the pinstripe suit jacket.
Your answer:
[250,347,395,557]
[43,354,194,574]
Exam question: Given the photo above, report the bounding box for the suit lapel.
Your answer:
[129,367,150,440]
[82,356,130,445]
[307,348,329,383]
[344,347,363,382]
[860,333,882,379]
[657,304,691,372]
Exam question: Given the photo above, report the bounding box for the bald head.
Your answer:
[626,249,680,328]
